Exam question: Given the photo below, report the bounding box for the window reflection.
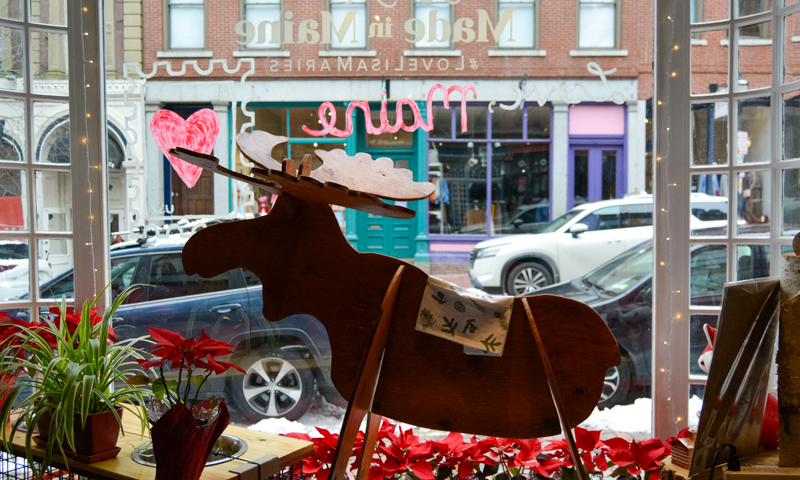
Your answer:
[428,103,552,236]
[491,143,550,234]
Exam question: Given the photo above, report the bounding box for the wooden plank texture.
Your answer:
[522,298,588,480]
[3,412,312,480]
[329,267,403,480]
[780,253,800,467]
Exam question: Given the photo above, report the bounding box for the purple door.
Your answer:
[568,146,625,210]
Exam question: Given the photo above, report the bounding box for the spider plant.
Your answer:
[0,285,152,478]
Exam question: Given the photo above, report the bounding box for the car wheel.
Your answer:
[597,355,632,409]
[226,352,316,423]
[505,262,553,295]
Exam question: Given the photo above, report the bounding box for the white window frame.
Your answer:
[164,0,206,52]
[411,0,453,50]
[0,0,109,312]
[240,0,282,51]
[496,0,538,50]
[327,0,369,51]
[577,0,621,50]
[654,0,798,438]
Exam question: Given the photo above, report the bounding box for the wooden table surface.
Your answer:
[3,412,314,480]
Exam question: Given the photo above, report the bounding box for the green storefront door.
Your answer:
[355,155,416,259]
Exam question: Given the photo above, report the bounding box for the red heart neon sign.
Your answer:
[151,109,220,189]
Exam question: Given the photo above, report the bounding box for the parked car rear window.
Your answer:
[620,204,653,228]
[40,255,145,304]
[147,253,231,300]
[243,268,262,287]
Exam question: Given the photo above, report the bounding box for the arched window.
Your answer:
[0,136,23,199]
[38,120,126,168]
[0,135,21,163]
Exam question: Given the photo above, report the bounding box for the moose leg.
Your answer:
[328,266,404,480]
[522,298,590,480]
[356,412,383,480]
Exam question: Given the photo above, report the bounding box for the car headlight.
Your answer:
[476,245,506,259]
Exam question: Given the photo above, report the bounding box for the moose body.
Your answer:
[182,194,620,439]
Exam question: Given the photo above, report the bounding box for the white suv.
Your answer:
[469,193,727,295]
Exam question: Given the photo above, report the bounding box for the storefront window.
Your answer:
[366,108,414,149]
[428,103,552,236]
[491,143,550,234]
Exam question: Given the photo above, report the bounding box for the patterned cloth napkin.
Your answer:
[415,276,515,355]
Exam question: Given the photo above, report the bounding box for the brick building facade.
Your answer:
[132,0,664,286]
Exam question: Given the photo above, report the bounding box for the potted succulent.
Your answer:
[0,286,151,478]
[128,326,245,480]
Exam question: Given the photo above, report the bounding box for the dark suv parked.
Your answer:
[18,237,344,423]
[528,240,769,409]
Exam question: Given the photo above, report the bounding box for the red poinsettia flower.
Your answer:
[45,306,118,343]
[147,327,198,368]
[194,331,237,358]
[195,354,246,375]
[372,425,434,480]
[136,357,167,370]
[432,432,489,478]
[601,436,667,476]
[542,427,604,473]
[633,437,667,473]
[479,436,519,463]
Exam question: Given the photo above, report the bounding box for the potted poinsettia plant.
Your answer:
[0,286,152,478]
[127,326,245,480]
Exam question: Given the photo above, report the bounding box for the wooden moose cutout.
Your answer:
[174,132,621,480]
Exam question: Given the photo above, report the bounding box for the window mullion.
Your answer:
[771,8,784,270]
[67,0,110,308]
[653,0,693,439]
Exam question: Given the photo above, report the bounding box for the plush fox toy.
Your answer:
[698,324,779,448]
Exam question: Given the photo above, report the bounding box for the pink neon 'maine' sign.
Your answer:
[301,84,477,138]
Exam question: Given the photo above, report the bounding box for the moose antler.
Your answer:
[171,130,434,219]
[236,131,434,201]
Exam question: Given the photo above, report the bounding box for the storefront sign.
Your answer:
[489,62,627,111]
[303,84,476,137]
[235,9,512,48]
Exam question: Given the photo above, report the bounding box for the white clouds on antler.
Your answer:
[237,131,434,201]
[312,149,433,201]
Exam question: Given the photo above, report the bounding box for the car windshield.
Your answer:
[584,244,653,296]
[537,210,583,233]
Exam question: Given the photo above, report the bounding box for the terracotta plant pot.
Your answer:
[37,407,124,456]
[150,400,230,480]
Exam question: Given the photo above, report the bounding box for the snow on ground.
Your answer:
[247,395,707,442]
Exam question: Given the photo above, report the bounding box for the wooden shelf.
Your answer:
[2,412,313,480]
